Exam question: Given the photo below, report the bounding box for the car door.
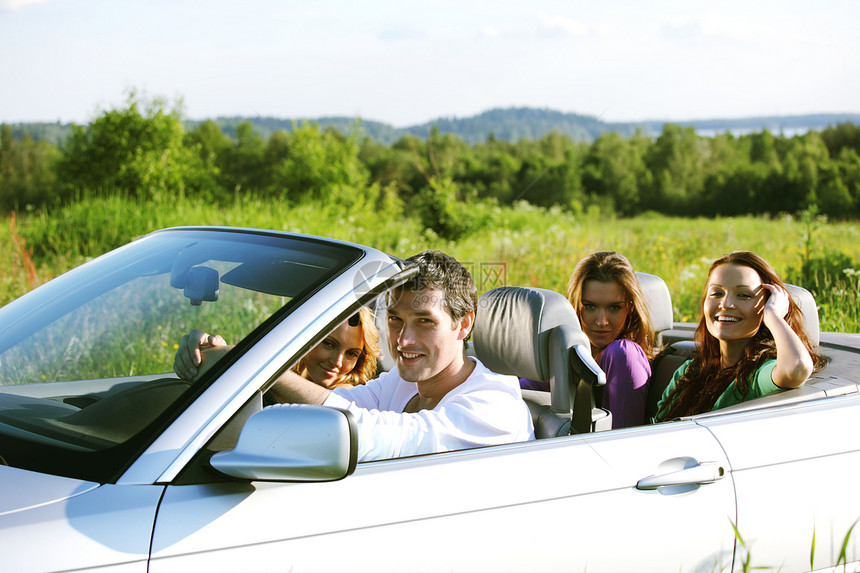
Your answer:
[698,392,860,572]
[0,469,163,573]
[148,418,736,572]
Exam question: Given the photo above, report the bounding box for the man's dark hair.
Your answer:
[401,250,477,323]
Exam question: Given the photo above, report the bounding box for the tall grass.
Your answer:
[2,194,859,333]
[732,518,859,572]
[450,207,860,332]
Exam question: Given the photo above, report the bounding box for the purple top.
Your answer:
[518,377,550,392]
[598,339,651,429]
[519,338,651,429]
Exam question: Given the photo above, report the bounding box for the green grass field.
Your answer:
[2,195,859,333]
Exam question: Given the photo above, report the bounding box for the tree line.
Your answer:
[2,94,860,238]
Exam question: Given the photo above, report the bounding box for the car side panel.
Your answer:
[150,421,736,572]
[699,394,860,572]
[0,481,162,573]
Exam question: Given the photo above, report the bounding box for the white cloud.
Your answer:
[377,25,425,41]
[536,9,588,37]
[660,12,829,48]
[481,25,500,38]
[660,18,704,41]
[0,0,54,10]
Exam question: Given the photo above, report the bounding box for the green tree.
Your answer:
[56,92,212,200]
[702,162,769,217]
[538,130,575,163]
[581,131,651,215]
[644,124,706,214]
[749,129,780,167]
[186,120,231,163]
[424,127,471,180]
[361,137,423,199]
[514,149,584,210]
[821,122,860,157]
[508,133,585,210]
[218,122,267,194]
[0,125,61,210]
[768,132,830,214]
[185,119,231,196]
[463,136,522,203]
[270,124,370,205]
[414,176,472,240]
[0,126,11,198]
[817,147,860,218]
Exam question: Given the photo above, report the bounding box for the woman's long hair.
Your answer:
[566,251,658,358]
[294,306,380,387]
[657,251,824,420]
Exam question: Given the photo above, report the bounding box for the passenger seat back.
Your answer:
[472,286,608,437]
[635,271,681,421]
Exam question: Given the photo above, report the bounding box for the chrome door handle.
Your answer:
[636,462,725,490]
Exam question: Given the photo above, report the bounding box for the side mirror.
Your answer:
[210,404,358,482]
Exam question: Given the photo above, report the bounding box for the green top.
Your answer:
[655,359,779,421]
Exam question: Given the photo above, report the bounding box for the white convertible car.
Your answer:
[0,226,858,572]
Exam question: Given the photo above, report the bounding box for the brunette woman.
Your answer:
[655,251,823,421]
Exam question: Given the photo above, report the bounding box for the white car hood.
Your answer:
[0,464,99,516]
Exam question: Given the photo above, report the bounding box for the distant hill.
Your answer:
[199,107,649,145]
[180,108,860,145]
[199,115,404,145]
[399,107,648,144]
[3,122,70,146]
[6,108,860,146]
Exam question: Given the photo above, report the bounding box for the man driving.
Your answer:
[174,250,534,461]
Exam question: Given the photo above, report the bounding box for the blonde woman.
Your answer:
[292,306,380,388]
[174,306,381,388]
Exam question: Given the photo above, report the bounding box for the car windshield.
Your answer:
[0,228,363,481]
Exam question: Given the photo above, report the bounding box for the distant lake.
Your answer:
[696,126,813,138]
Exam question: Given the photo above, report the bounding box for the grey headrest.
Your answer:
[473,287,590,382]
[636,272,673,335]
[786,284,819,347]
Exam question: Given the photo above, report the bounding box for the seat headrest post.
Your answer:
[547,324,594,413]
[572,344,607,387]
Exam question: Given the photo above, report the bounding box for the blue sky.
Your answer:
[1,0,858,127]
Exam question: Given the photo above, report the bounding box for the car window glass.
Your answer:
[0,229,362,481]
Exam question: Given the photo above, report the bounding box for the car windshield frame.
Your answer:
[0,227,364,483]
